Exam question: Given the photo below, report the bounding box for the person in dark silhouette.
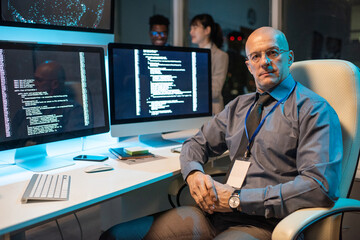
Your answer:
[223,31,255,105]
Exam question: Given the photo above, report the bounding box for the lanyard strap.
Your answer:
[244,82,297,157]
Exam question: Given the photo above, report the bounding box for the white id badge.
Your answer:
[226,158,251,189]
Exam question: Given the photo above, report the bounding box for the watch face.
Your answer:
[229,195,240,208]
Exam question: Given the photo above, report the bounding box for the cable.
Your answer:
[74,212,83,240]
[55,219,65,240]
[168,194,176,208]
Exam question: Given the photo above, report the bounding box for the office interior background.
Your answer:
[1,0,360,239]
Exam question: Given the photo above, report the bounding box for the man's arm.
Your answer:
[180,108,229,179]
[180,108,229,212]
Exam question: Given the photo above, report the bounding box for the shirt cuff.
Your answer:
[240,188,272,217]
[181,161,204,180]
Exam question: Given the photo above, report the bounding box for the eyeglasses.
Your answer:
[246,47,289,63]
[150,31,168,37]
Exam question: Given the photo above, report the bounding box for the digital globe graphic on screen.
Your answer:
[1,0,112,31]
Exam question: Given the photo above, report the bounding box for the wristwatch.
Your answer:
[228,190,241,211]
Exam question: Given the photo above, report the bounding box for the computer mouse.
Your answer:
[84,164,114,173]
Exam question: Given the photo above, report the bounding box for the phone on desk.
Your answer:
[73,155,108,161]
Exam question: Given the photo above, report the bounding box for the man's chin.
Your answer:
[154,41,166,46]
[257,76,280,91]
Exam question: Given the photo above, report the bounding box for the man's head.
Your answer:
[34,61,65,95]
[149,14,169,46]
[245,27,294,93]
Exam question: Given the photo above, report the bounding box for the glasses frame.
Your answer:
[246,47,290,63]
[150,31,168,37]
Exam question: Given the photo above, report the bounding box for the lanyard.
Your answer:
[244,82,297,157]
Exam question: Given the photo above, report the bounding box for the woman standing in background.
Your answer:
[190,14,229,115]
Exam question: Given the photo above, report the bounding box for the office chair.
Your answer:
[168,59,360,239]
[272,59,360,240]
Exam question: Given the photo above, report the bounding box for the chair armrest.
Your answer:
[272,198,360,240]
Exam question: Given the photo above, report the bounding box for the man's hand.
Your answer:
[213,181,237,212]
[186,171,218,214]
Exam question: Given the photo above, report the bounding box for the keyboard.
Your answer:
[21,174,71,203]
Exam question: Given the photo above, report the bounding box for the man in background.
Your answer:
[149,14,170,46]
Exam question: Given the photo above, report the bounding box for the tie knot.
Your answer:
[257,93,272,107]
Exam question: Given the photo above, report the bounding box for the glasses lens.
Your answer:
[151,31,166,37]
[249,48,286,63]
[266,48,280,59]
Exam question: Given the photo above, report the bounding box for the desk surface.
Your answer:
[0,132,190,236]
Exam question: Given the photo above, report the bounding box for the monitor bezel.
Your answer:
[0,41,110,151]
[108,43,213,127]
[0,0,115,33]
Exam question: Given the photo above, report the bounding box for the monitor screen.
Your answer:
[0,0,114,33]
[0,42,109,170]
[108,43,212,146]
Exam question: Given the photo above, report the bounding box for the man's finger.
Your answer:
[204,175,218,202]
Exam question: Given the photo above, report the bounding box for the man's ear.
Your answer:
[245,60,253,74]
[288,50,294,66]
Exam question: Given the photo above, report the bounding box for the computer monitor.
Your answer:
[0,0,114,33]
[0,42,109,171]
[108,43,212,147]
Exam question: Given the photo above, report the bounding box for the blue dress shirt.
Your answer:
[180,74,343,219]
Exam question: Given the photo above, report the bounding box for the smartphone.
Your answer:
[73,155,108,161]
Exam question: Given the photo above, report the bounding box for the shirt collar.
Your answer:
[265,74,296,102]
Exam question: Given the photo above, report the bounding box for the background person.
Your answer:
[190,13,228,115]
[149,14,170,46]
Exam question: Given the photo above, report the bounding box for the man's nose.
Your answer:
[260,53,271,65]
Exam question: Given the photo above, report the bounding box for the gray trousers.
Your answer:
[100,206,279,240]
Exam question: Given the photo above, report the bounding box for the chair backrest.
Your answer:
[290,59,360,198]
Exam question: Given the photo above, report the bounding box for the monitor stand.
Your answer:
[138,133,183,148]
[15,144,75,172]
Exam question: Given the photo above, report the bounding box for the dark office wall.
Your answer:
[282,0,360,67]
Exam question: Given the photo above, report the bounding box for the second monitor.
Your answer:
[108,43,212,146]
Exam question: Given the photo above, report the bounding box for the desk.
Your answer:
[0,139,183,238]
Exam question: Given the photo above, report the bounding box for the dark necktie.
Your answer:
[224,93,273,183]
[238,93,273,157]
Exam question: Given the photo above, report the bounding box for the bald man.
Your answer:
[100,27,342,240]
